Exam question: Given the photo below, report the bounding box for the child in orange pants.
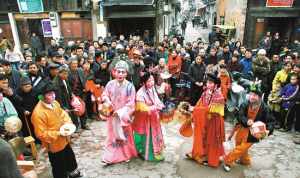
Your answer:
[223,86,274,172]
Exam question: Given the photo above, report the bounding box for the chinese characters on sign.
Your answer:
[266,0,294,7]
[17,0,44,13]
[41,19,52,37]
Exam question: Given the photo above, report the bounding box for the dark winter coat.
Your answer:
[53,77,73,109]
[16,88,38,114]
[227,60,243,73]
[7,69,21,91]
[94,68,110,87]
[188,62,206,84]
[28,73,47,96]
[16,88,38,137]
[270,38,282,55]
[205,55,218,65]
[68,68,86,96]
[252,56,271,77]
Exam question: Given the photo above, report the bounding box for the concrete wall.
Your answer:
[216,0,248,41]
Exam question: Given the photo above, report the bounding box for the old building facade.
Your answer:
[244,0,300,48]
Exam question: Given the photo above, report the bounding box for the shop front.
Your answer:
[244,0,300,48]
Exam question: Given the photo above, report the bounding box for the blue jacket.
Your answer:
[239,57,252,76]
[280,83,299,109]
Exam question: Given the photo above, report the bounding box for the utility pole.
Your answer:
[155,0,161,46]
[8,13,21,51]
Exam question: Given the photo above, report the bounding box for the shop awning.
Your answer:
[105,10,155,18]
[103,0,154,6]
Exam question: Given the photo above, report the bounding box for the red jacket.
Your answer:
[167,55,182,76]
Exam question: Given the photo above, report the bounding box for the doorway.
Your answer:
[108,17,155,38]
[265,17,296,44]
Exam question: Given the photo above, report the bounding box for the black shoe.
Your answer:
[278,128,290,132]
[69,171,83,178]
[274,124,281,129]
[81,125,90,130]
[75,127,81,133]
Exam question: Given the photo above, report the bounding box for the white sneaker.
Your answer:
[223,164,231,172]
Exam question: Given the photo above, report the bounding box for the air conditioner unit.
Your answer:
[164,4,170,12]
[49,12,57,27]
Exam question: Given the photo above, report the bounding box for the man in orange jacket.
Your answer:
[167,50,182,96]
[31,82,82,178]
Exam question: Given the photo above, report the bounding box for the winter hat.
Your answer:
[20,77,31,86]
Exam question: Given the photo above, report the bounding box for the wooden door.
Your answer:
[254,18,265,47]
[61,19,92,40]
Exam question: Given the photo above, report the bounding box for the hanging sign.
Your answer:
[266,0,294,7]
[41,19,52,37]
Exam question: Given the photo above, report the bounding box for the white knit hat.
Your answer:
[115,60,129,71]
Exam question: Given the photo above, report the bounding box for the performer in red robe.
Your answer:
[186,73,225,167]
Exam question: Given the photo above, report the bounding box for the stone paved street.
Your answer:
[39,119,300,178]
[184,21,210,43]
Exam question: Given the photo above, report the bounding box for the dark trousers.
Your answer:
[280,109,288,128]
[70,111,87,129]
[272,111,281,127]
[85,92,94,118]
[190,84,202,106]
[69,112,80,129]
[285,104,300,131]
[48,144,78,178]
[170,77,179,97]
[79,113,87,127]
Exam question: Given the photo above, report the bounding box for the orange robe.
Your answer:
[191,88,225,167]
[219,73,231,100]
[85,80,103,113]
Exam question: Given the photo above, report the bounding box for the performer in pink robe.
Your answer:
[101,60,137,165]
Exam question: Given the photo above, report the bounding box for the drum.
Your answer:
[4,116,22,133]
[175,102,192,122]
[160,101,176,123]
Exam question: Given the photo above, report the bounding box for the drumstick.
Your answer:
[24,114,33,137]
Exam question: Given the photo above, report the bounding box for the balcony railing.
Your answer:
[43,0,91,12]
[103,0,154,6]
[0,0,19,12]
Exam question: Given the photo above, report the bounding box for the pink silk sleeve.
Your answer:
[116,84,136,126]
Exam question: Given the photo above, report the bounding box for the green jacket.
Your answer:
[0,98,18,127]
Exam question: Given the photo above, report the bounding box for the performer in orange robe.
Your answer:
[186,73,225,168]
[218,64,231,100]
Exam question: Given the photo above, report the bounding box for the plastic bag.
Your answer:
[70,95,86,117]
